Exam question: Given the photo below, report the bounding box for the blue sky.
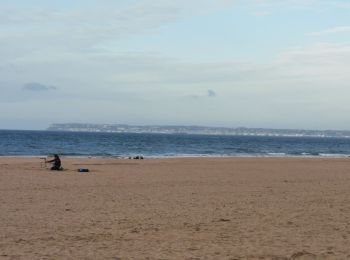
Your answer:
[1,0,350,130]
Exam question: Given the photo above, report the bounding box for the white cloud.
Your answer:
[310,26,350,36]
[0,0,237,64]
[250,0,350,11]
[333,2,350,9]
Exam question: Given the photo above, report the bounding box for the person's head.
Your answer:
[54,154,59,159]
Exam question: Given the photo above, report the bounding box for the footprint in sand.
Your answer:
[290,250,317,259]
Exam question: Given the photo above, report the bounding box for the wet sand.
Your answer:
[1,157,350,259]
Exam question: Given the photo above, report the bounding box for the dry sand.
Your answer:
[1,157,350,259]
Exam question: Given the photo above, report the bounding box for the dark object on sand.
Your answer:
[133,156,144,160]
[78,168,89,172]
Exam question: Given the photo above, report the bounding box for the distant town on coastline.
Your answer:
[47,123,350,138]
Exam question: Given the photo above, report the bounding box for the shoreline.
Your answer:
[1,154,350,159]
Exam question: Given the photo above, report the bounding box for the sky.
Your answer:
[1,0,350,130]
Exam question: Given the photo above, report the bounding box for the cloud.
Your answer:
[277,43,350,66]
[188,89,217,99]
[0,82,59,103]
[6,42,350,99]
[0,0,239,71]
[1,41,350,129]
[310,26,350,36]
[333,2,350,9]
[208,89,216,97]
[22,82,57,91]
[0,6,56,24]
[248,0,350,12]
[0,0,235,46]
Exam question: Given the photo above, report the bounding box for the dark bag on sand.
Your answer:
[78,168,89,172]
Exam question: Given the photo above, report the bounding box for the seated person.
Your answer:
[47,154,62,171]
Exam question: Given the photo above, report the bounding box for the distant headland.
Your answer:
[47,123,350,138]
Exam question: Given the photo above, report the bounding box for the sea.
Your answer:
[1,130,350,158]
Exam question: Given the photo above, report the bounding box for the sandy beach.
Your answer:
[1,157,350,259]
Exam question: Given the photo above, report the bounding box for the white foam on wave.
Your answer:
[319,153,350,158]
[266,153,287,156]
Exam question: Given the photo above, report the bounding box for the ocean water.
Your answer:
[1,130,350,158]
